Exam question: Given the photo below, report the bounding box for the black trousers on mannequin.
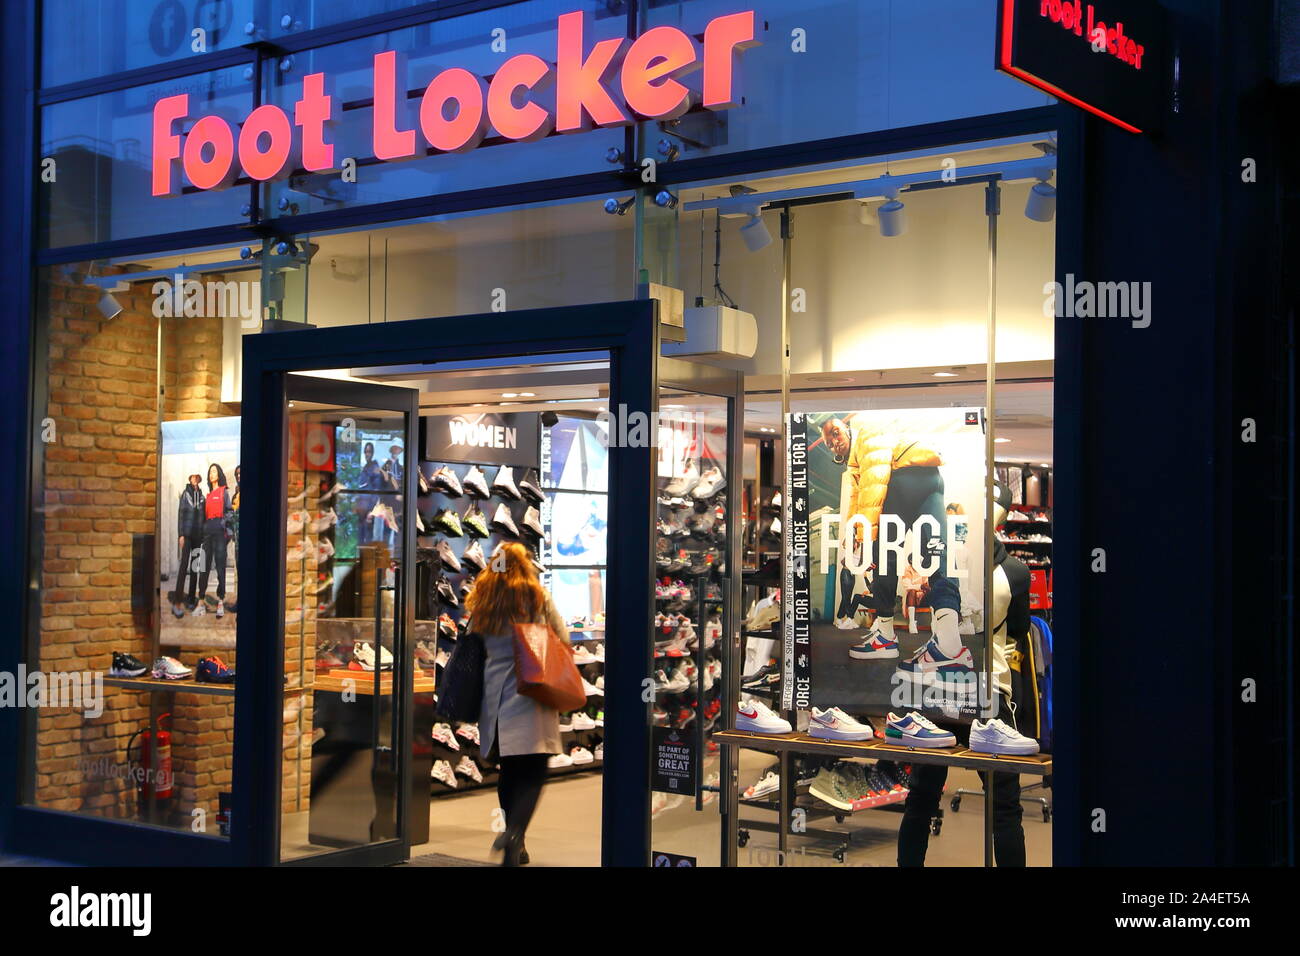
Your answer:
[897,694,1025,867]
[496,753,549,860]
[196,529,227,601]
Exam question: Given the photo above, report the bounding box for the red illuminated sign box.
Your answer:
[997,0,1165,133]
[152,9,759,196]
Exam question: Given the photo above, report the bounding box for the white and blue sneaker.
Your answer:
[848,623,899,659]
[809,706,875,741]
[970,718,1040,755]
[895,637,975,684]
[885,711,957,748]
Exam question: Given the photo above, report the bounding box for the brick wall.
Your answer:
[33,269,247,829]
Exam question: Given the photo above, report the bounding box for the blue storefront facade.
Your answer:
[0,0,1292,867]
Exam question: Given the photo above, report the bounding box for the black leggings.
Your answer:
[897,694,1025,866]
[497,754,550,839]
[197,529,227,601]
[836,565,873,619]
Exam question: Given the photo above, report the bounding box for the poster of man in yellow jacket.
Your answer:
[816,410,978,683]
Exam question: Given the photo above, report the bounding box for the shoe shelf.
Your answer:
[102,675,237,697]
[713,730,1053,776]
[314,668,437,695]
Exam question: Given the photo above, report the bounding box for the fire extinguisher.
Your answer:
[127,712,173,815]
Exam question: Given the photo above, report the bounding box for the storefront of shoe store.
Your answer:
[0,0,1290,869]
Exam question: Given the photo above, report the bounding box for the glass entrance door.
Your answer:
[279,375,419,863]
[237,302,658,866]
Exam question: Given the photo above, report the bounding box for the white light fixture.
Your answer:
[501,392,518,398]
[740,211,772,252]
[933,371,959,378]
[994,437,1012,444]
[97,292,123,319]
[1039,463,1051,467]
[517,392,536,397]
[857,201,877,227]
[877,198,906,237]
[1025,176,1057,222]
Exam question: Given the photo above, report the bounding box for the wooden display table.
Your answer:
[713,729,1053,776]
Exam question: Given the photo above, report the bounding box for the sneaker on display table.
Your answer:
[808,706,875,741]
[884,711,957,748]
[969,718,1040,755]
[735,699,792,735]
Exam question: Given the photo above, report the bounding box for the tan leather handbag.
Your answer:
[512,621,586,712]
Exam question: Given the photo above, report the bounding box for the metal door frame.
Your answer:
[235,300,659,866]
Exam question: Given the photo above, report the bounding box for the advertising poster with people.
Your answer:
[784,408,988,721]
[159,417,242,647]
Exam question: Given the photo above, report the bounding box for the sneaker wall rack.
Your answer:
[418,459,604,792]
[654,457,729,803]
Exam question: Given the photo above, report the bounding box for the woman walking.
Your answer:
[464,542,569,866]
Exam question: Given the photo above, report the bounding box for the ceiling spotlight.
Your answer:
[1039,462,1051,467]
[604,146,624,165]
[656,139,680,161]
[740,212,772,252]
[857,201,877,227]
[933,371,959,378]
[653,190,679,209]
[603,196,634,216]
[240,246,254,259]
[877,198,907,237]
[97,292,123,320]
[1025,179,1057,222]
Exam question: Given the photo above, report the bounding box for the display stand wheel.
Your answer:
[832,847,846,863]
[930,817,942,836]
[834,814,846,824]
[737,829,750,848]
[1042,805,1052,823]
[950,796,962,813]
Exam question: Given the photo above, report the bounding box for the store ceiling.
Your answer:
[328,357,1055,465]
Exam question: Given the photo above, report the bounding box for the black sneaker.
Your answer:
[435,537,461,573]
[518,469,544,504]
[109,651,148,678]
[435,574,458,607]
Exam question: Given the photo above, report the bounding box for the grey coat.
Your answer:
[479,596,570,759]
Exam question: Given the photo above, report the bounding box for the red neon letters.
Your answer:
[151,9,759,196]
[1038,1,1146,70]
